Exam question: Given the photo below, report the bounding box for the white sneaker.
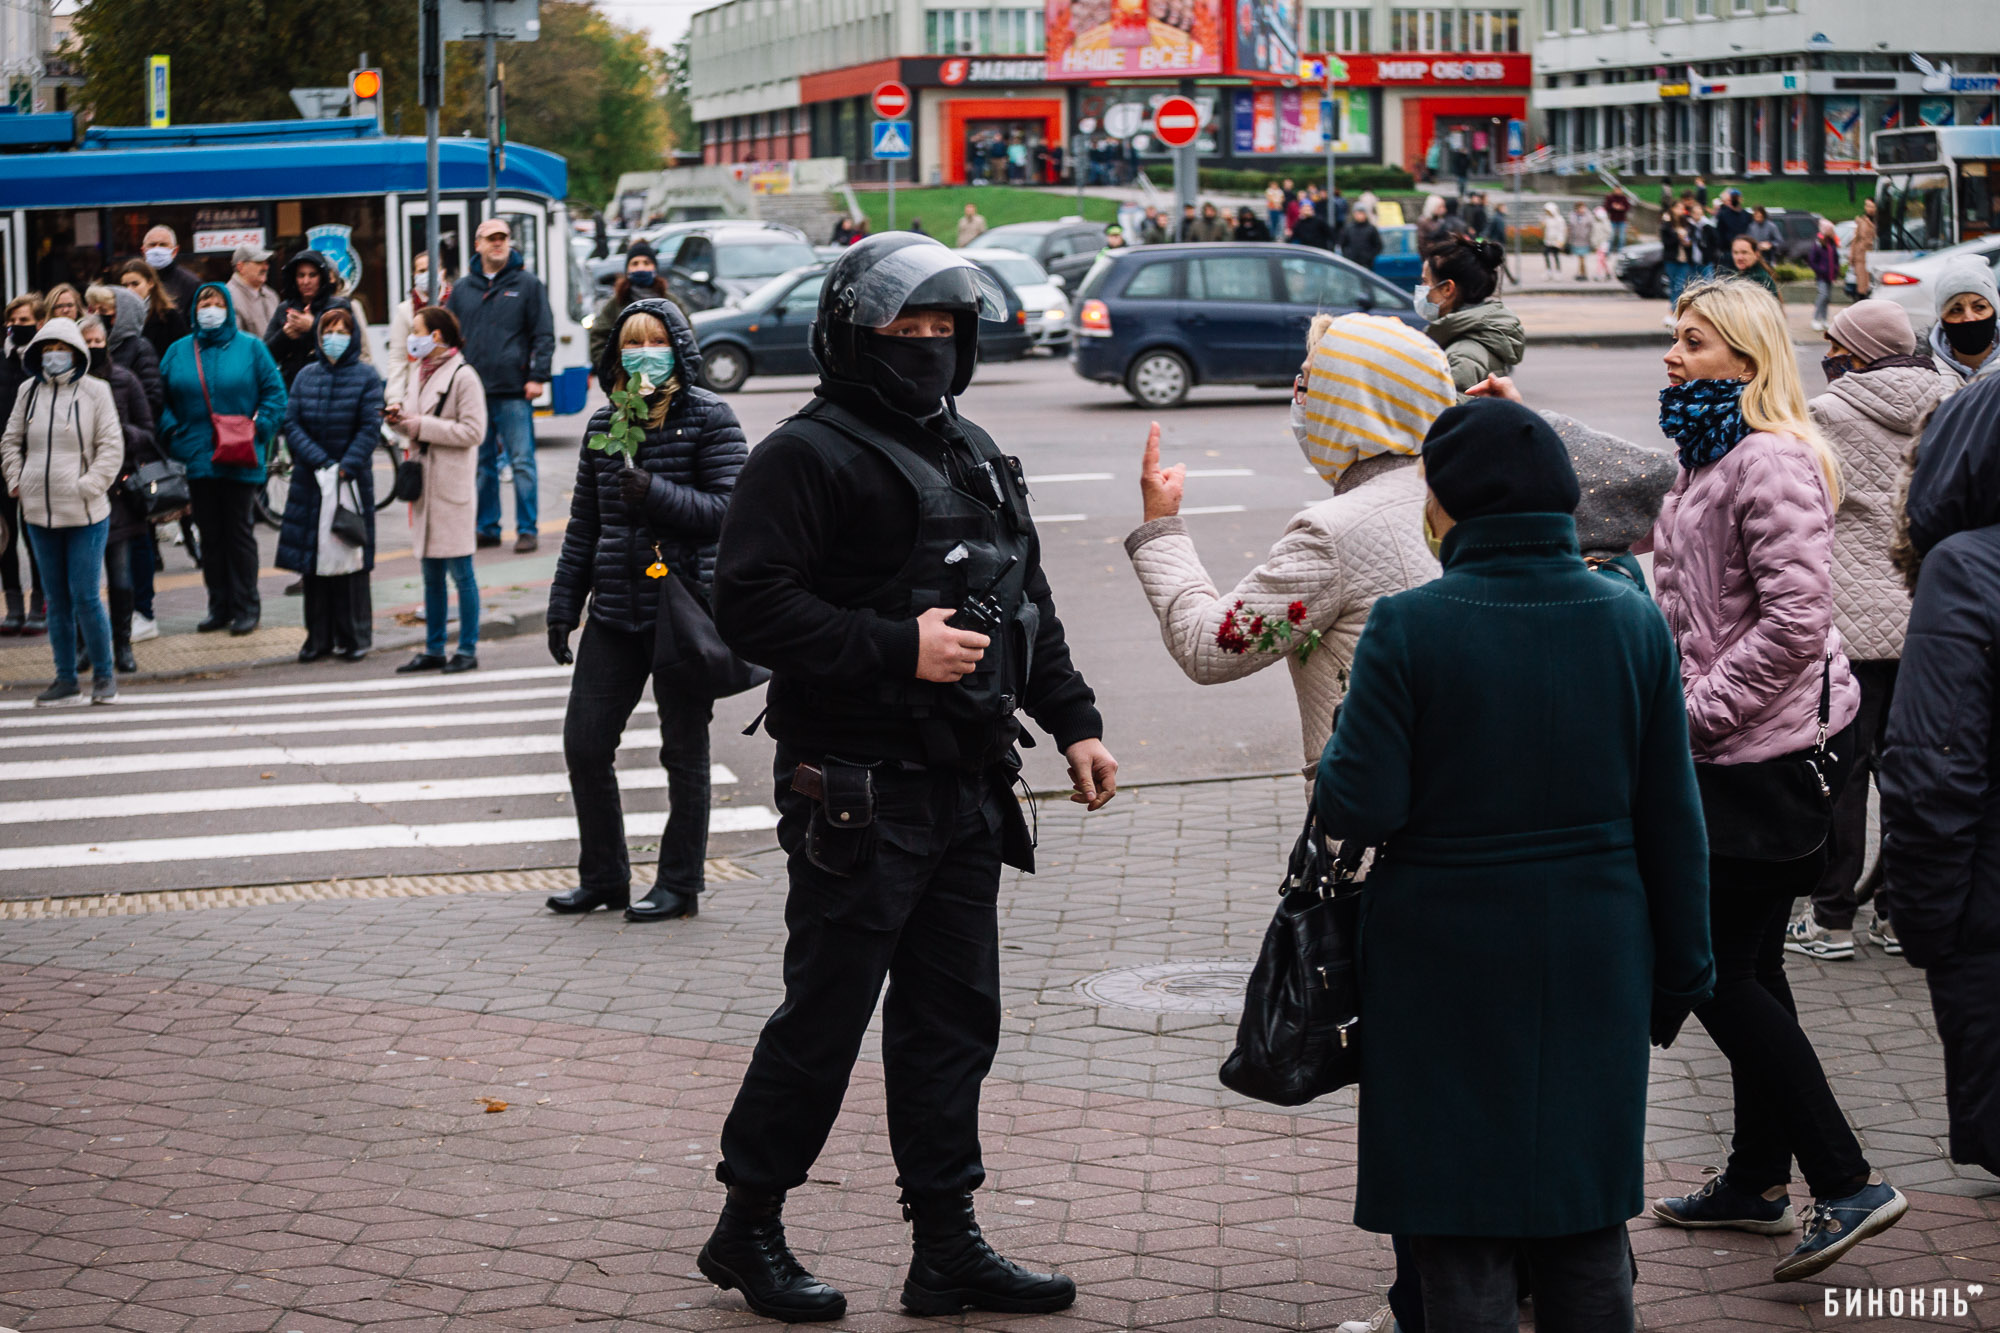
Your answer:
[1810,319,1827,332]
[1784,916,1855,960]
[1337,1306,1397,1333]
[1864,915,1903,957]
[129,612,159,643]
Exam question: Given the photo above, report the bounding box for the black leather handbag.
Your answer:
[392,444,424,503]
[129,458,191,520]
[652,560,770,699]
[1694,656,1834,862]
[1219,801,1366,1106]
[329,477,368,549]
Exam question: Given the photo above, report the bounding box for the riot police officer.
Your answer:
[700,233,1118,1322]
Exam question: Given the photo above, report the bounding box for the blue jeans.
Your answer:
[1610,220,1627,249]
[1268,208,1286,238]
[422,555,480,657]
[475,396,537,540]
[1666,260,1694,303]
[25,520,112,683]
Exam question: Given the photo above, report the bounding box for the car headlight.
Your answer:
[1044,308,1067,322]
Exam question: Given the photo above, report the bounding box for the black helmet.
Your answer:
[812,232,1004,398]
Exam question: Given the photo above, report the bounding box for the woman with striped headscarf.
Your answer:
[1126,312,1456,768]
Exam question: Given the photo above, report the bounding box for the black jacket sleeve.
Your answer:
[1019,541,1104,750]
[547,418,606,631]
[713,430,921,685]
[1880,540,1998,968]
[640,393,746,540]
[127,339,164,418]
[528,273,555,384]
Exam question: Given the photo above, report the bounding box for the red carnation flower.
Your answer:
[1287,600,1307,624]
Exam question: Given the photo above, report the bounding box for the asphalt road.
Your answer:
[5,342,1822,898]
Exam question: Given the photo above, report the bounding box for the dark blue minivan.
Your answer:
[1069,242,1418,407]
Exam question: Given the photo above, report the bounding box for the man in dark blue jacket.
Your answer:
[1880,371,2000,1179]
[445,217,555,553]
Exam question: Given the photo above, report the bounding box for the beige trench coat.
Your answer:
[394,350,486,559]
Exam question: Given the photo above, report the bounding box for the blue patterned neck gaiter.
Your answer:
[1659,377,1751,470]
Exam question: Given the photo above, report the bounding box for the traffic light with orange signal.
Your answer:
[349,67,383,125]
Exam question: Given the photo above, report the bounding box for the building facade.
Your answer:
[1528,0,2000,179]
[686,0,1535,183]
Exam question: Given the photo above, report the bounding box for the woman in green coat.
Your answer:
[1315,399,1714,1322]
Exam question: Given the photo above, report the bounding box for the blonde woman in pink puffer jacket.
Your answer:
[1640,277,1907,1284]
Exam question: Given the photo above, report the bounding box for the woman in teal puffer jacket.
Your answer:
[159,283,286,635]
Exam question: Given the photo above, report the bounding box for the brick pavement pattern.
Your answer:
[2,776,1996,1331]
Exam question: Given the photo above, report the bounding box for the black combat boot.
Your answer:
[697,1186,846,1323]
[900,1189,1076,1316]
[108,587,137,675]
[544,884,625,914]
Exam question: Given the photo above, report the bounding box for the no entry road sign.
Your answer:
[1153,96,1201,148]
[872,81,911,119]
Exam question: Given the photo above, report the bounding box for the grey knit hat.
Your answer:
[1539,410,1678,557]
[1933,259,2000,318]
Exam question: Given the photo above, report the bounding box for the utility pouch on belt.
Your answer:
[794,759,877,877]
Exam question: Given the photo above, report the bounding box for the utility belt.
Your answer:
[789,751,1037,875]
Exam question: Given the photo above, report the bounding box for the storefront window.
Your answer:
[1306,7,1370,51]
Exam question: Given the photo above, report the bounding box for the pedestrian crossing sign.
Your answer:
[872,120,912,160]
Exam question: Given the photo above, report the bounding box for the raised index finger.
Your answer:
[1141,421,1161,474]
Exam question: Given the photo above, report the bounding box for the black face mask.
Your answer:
[5,324,30,350]
[861,329,958,418]
[1942,312,1997,357]
[1820,353,1854,383]
[628,268,657,288]
[87,347,110,380]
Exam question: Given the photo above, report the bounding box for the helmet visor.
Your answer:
[843,243,1007,328]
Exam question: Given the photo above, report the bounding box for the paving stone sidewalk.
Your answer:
[2,775,1995,1331]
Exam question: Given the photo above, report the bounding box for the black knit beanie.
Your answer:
[1422,398,1581,520]
[625,239,657,265]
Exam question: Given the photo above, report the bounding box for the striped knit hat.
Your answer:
[1298,313,1457,487]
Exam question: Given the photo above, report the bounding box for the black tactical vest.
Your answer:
[796,399,1038,728]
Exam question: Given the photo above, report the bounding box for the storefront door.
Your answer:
[942,98,1064,185]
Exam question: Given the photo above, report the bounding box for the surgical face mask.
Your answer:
[861,330,958,418]
[321,332,352,362]
[38,348,72,379]
[1942,312,1997,357]
[195,305,228,331]
[407,333,438,360]
[144,246,175,270]
[1422,510,1443,560]
[1412,283,1441,322]
[1288,396,1310,450]
[621,346,676,386]
[628,268,657,288]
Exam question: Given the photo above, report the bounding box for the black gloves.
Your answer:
[1651,998,1693,1050]
[619,465,653,510]
[548,624,573,666]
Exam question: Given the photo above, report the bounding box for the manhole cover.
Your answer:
[1073,961,1253,1013]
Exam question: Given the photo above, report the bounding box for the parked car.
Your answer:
[1872,234,2000,334]
[691,260,1031,394]
[965,219,1109,289]
[960,248,1070,349]
[653,223,817,312]
[1068,242,1419,407]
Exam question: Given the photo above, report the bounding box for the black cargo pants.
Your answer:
[717,744,1008,1196]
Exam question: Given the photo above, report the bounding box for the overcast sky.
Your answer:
[597,0,716,53]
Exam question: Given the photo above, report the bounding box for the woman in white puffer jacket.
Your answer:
[1126,313,1451,768]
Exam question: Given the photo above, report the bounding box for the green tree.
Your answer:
[660,34,695,156]
[71,0,666,206]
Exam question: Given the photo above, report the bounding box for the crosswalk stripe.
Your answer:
[0,686,575,731]
[0,807,782,871]
[0,703,642,750]
[0,738,738,783]
[0,768,746,826]
[0,665,575,711]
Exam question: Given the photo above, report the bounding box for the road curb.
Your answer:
[2,602,553,691]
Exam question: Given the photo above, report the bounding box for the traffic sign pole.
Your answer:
[1154,86,1202,226]
[870,84,913,234]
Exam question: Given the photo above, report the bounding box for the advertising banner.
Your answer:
[1046,0,1221,79]
[1232,87,1369,154]
[1823,95,1865,174]
[1232,0,1299,78]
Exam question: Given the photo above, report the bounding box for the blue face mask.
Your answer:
[621,346,675,385]
[321,332,352,362]
[1658,377,1750,470]
[628,268,657,288]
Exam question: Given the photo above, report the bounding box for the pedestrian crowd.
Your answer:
[513,222,1996,1333]
[0,217,556,704]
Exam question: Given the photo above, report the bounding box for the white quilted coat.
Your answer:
[1810,362,1957,661]
[1125,453,1438,768]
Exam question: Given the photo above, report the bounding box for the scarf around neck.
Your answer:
[1658,377,1750,470]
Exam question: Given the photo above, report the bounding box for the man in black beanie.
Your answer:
[1314,394,1713,1327]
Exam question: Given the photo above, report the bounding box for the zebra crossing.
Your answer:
[0,665,779,897]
